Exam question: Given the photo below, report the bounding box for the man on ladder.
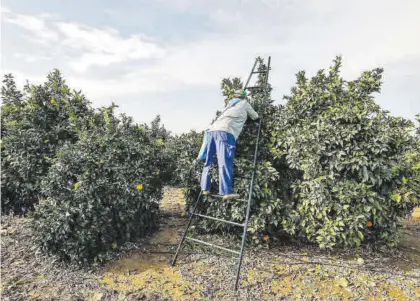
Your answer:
[172,57,270,291]
[195,89,259,200]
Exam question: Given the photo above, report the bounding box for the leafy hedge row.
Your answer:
[176,57,420,248]
[1,72,170,263]
[273,57,420,247]
[1,71,92,214]
[32,109,166,263]
[2,56,419,262]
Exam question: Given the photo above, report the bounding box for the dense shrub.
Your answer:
[149,115,176,185]
[178,57,419,248]
[271,57,419,247]
[165,130,204,187]
[1,71,92,214]
[416,114,420,135]
[402,114,420,213]
[32,108,166,263]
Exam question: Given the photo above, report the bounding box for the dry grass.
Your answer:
[1,187,419,301]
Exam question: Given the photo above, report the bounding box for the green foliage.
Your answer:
[177,58,300,244]
[165,131,203,187]
[32,108,165,264]
[1,71,92,214]
[401,113,420,212]
[149,115,174,184]
[177,57,419,248]
[272,56,419,248]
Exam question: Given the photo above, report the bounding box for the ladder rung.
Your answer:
[246,86,264,89]
[193,213,244,227]
[236,176,252,180]
[236,154,255,159]
[185,237,240,255]
[251,71,267,74]
[237,199,248,202]
[210,194,248,203]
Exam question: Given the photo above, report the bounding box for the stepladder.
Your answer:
[171,56,272,291]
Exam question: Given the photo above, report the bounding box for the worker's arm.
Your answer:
[246,102,259,120]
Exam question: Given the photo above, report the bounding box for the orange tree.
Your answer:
[166,130,204,187]
[272,56,419,248]
[177,57,419,248]
[1,71,92,215]
[32,106,167,264]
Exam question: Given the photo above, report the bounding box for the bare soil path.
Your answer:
[1,187,419,300]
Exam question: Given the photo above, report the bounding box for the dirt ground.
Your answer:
[1,187,420,301]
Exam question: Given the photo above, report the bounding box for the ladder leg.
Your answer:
[234,198,252,290]
[171,191,203,266]
[235,118,263,290]
[244,58,258,89]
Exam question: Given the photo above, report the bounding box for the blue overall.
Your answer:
[200,131,236,195]
[197,131,210,161]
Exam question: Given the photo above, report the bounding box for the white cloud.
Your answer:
[5,1,420,92]
[0,68,46,90]
[66,71,167,103]
[132,0,420,105]
[14,53,52,63]
[4,11,59,43]
[2,1,420,133]
[56,22,165,72]
[3,9,165,73]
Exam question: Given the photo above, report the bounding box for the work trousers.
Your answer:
[200,131,236,195]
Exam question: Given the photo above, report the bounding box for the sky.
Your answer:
[1,0,420,133]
